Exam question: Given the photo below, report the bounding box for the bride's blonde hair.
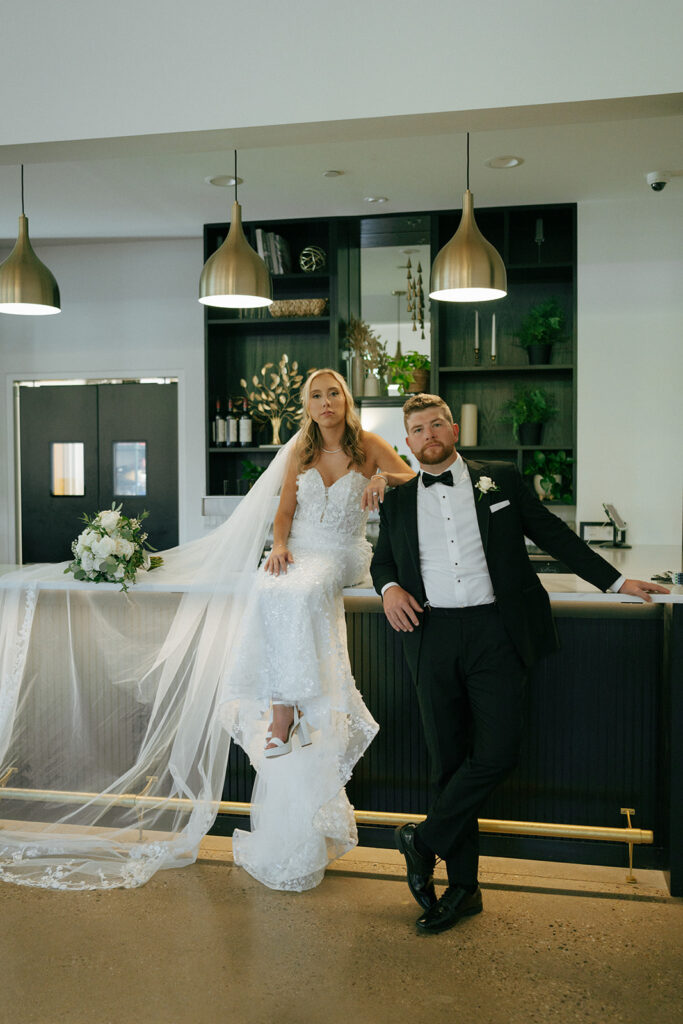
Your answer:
[296,368,365,469]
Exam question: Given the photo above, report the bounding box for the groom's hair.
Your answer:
[403,393,453,431]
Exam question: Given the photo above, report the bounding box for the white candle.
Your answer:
[491,314,496,358]
[460,404,478,447]
[474,310,479,352]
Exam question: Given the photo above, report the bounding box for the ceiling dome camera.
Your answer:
[646,171,670,192]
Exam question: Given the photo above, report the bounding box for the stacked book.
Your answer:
[255,229,292,274]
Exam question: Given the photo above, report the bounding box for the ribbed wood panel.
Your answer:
[219,605,666,868]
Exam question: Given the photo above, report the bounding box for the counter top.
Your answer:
[344,545,682,605]
[2,546,681,603]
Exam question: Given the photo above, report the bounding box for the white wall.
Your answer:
[1,0,681,146]
[0,238,206,562]
[576,194,683,546]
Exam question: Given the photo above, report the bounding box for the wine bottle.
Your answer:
[226,398,239,448]
[214,399,227,447]
[239,397,253,447]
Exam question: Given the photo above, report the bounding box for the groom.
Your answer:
[370,393,668,934]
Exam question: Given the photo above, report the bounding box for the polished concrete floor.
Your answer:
[2,839,681,1024]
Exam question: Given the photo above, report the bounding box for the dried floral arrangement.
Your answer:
[240,353,305,431]
[345,317,388,375]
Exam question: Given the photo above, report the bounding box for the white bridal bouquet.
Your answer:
[65,504,163,591]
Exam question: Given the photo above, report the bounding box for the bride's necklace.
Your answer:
[322,446,342,454]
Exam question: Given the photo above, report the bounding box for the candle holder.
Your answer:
[490,353,497,364]
[474,348,481,365]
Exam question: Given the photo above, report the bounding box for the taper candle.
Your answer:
[491,314,496,360]
[474,311,479,353]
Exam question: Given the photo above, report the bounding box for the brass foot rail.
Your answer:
[0,786,654,846]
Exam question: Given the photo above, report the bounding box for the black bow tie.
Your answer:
[422,469,454,488]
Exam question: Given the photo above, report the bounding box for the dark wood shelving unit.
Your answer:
[204,203,576,499]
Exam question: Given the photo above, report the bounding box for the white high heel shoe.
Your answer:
[264,706,312,758]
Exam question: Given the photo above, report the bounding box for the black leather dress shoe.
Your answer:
[416,884,482,934]
[394,824,437,910]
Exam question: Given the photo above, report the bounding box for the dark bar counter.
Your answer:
[216,554,683,896]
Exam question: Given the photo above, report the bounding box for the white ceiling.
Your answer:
[0,96,681,245]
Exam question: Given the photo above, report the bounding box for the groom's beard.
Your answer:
[416,439,456,465]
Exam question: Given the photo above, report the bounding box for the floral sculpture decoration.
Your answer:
[65,504,163,591]
[240,353,305,444]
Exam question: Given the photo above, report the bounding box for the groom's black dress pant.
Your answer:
[404,603,526,889]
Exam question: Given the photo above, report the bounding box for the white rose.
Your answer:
[91,534,116,558]
[478,476,493,492]
[114,537,135,559]
[98,510,121,533]
[113,564,125,580]
[80,551,95,571]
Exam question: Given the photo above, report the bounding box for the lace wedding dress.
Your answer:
[0,440,377,891]
[220,468,379,891]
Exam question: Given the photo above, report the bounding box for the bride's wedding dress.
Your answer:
[0,440,377,890]
[220,468,378,891]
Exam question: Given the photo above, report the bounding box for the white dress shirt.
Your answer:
[383,455,495,608]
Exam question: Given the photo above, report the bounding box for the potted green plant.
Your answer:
[238,458,266,495]
[523,450,574,502]
[514,298,566,365]
[501,386,557,445]
[386,350,431,395]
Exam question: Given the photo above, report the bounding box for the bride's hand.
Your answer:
[264,545,294,576]
[361,474,387,512]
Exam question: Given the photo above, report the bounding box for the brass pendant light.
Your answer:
[0,165,61,316]
[430,134,507,303]
[199,151,272,309]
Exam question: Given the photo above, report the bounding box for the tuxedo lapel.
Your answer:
[464,458,490,552]
[398,476,422,584]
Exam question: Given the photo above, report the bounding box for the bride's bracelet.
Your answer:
[371,471,388,485]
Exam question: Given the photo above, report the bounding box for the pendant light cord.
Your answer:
[234,151,238,204]
[20,164,25,215]
[466,132,470,191]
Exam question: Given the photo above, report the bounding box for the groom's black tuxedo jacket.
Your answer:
[371,458,621,669]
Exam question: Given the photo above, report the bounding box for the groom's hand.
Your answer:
[618,578,670,602]
[382,585,423,632]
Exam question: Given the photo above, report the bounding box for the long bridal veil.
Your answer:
[0,438,297,889]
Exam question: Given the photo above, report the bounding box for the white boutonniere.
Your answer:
[475,476,499,501]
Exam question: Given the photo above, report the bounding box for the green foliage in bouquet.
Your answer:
[65,503,163,592]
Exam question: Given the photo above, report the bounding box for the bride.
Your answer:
[220,368,414,891]
[0,368,411,890]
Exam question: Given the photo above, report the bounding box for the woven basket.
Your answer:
[269,298,328,318]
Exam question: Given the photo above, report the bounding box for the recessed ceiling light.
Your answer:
[363,196,389,204]
[484,156,524,170]
[205,175,243,187]
[323,170,344,178]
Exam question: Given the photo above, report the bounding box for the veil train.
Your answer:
[0,437,297,889]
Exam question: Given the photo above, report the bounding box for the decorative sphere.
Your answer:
[299,246,327,273]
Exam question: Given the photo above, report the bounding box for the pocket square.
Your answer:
[490,499,510,513]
